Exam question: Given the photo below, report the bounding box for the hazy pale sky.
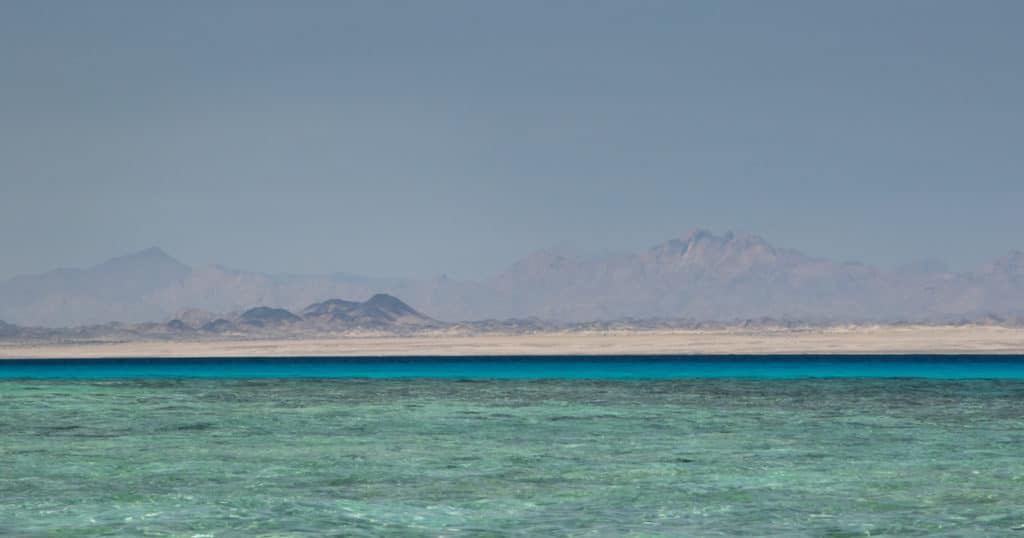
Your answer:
[2,1,1022,279]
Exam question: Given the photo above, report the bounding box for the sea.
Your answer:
[2,355,1023,536]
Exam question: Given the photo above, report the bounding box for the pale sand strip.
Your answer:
[2,326,1024,359]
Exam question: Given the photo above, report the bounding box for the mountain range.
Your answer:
[2,229,1023,327]
[0,294,441,341]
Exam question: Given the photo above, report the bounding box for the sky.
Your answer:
[2,1,1022,280]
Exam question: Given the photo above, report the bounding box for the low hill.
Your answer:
[151,294,440,334]
[238,307,302,328]
[302,294,439,329]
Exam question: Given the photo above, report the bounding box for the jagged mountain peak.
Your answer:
[684,227,717,243]
[648,229,775,260]
[685,229,770,247]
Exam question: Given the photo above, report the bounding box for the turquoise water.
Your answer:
[2,357,1024,536]
[3,355,1024,379]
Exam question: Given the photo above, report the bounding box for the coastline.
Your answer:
[2,325,1024,359]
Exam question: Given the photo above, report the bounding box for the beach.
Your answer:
[3,325,1024,359]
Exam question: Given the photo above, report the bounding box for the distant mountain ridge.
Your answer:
[0,294,441,340]
[2,229,1024,327]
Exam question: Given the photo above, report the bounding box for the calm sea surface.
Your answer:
[2,356,1023,536]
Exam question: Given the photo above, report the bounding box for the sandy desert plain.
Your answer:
[2,325,1024,359]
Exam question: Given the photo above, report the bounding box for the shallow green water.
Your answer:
[3,378,1024,536]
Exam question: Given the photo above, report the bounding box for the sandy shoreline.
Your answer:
[2,326,1024,359]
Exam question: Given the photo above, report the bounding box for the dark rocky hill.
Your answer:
[302,294,438,329]
[238,307,302,328]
